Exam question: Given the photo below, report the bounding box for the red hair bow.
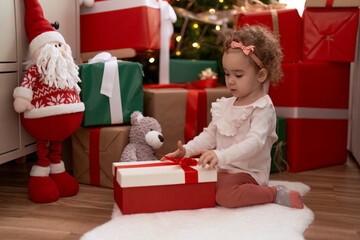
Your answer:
[230,41,255,55]
[229,41,264,69]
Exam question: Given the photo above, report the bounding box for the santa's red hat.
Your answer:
[24,0,65,56]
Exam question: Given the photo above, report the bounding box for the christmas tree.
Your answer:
[137,0,277,84]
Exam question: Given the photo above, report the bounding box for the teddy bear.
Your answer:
[120,111,164,162]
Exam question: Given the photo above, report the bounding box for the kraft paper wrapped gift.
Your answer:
[79,60,143,126]
[302,8,359,62]
[72,125,130,188]
[305,0,360,8]
[113,159,217,214]
[234,8,302,63]
[80,0,174,53]
[143,86,232,155]
[269,62,350,172]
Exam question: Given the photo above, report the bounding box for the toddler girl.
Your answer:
[164,25,303,209]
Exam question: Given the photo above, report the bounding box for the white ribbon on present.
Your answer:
[275,107,348,119]
[159,0,177,84]
[81,0,177,85]
[88,52,124,124]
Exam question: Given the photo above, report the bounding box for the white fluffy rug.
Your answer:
[81,181,314,240]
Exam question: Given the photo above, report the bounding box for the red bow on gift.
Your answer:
[161,155,198,167]
[160,155,198,183]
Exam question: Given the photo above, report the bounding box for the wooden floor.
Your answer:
[0,153,359,240]
[271,153,360,240]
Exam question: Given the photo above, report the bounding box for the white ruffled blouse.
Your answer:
[184,95,278,186]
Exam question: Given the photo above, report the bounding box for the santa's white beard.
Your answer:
[36,43,81,93]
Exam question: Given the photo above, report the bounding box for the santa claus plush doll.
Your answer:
[13,0,84,203]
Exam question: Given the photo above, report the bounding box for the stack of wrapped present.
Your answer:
[74,0,176,189]
[73,1,220,213]
[72,0,360,214]
[72,52,143,188]
[235,0,360,172]
[72,52,220,212]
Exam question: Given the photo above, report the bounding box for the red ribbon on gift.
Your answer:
[115,156,199,184]
[326,0,334,8]
[89,127,102,186]
[143,78,218,143]
[160,154,197,167]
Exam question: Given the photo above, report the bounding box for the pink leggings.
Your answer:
[216,172,276,208]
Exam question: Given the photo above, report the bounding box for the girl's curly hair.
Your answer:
[223,25,283,85]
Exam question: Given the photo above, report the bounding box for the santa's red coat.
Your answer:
[18,65,84,140]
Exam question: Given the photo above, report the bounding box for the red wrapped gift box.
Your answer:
[234,8,302,63]
[302,8,359,62]
[113,160,217,214]
[269,62,350,172]
[80,0,171,53]
[305,0,360,8]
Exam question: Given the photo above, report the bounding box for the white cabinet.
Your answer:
[0,0,17,62]
[19,0,80,62]
[39,0,79,60]
[0,0,80,164]
[0,72,20,154]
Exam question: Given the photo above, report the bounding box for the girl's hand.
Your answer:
[194,150,218,169]
[160,141,186,161]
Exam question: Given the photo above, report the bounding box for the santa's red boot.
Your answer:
[28,165,60,203]
[50,161,79,197]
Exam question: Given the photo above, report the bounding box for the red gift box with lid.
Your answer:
[269,62,350,172]
[80,0,172,54]
[234,8,302,63]
[302,8,359,62]
[112,160,217,214]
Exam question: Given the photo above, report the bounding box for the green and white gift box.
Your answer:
[79,53,143,126]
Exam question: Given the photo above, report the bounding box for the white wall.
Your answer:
[280,0,306,16]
